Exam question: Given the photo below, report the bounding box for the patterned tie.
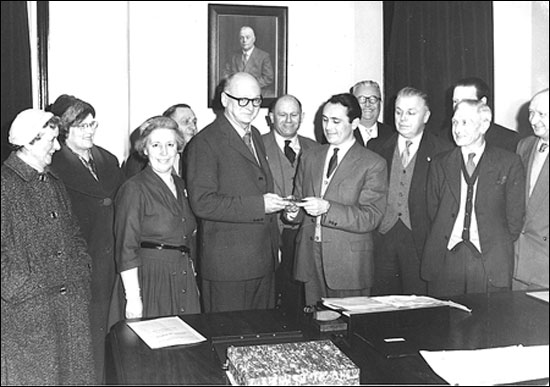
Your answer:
[539,142,548,153]
[327,148,339,178]
[243,130,255,158]
[242,52,248,68]
[466,152,476,177]
[284,140,296,165]
[401,140,413,168]
[79,155,99,181]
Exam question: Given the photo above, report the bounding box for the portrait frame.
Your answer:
[208,4,288,108]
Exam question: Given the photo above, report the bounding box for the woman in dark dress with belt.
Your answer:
[109,116,200,326]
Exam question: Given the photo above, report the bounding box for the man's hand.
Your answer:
[299,197,331,217]
[264,193,290,214]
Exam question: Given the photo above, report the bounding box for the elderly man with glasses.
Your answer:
[186,72,288,312]
[350,80,394,155]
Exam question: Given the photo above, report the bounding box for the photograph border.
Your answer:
[208,3,288,108]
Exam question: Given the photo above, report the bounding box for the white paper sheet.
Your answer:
[527,290,550,303]
[322,295,471,316]
[127,316,207,349]
[420,344,549,385]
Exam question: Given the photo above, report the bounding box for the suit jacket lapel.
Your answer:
[310,146,328,197]
[443,148,462,205]
[323,143,362,199]
[528,156,549,214]
[475,147,499,208]
[220,116,260,167]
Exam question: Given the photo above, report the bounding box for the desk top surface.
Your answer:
[106,291,549,385]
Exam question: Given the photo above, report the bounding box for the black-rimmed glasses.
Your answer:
[357,95,381,105]
[224,92,263,107]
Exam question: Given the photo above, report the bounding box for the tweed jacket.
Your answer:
[1,153,94,385]
[292,142,388,289]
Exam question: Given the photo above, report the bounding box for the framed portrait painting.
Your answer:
[208,4,288,108]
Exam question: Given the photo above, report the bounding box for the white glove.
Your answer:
[121,267,142,319]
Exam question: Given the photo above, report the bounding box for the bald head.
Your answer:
[270,94,303,138]
[222,72,262,129]
[529,88,549,141]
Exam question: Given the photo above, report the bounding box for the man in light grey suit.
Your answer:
[262,94,319,315]
[513,88,549,290]
[286,93,387,306]
[223,26,274,94]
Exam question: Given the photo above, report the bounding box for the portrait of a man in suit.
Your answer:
[222,26,274,96]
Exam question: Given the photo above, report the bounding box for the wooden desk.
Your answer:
[106,291,548,385]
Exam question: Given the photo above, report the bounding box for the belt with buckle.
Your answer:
[140,241,190,254]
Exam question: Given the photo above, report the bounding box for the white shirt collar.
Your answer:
[273,131,299,153]
[461,141,486,165]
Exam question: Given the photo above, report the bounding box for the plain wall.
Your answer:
[493,1,549,131]
[48,1,384,164]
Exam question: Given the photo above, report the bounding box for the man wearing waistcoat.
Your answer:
[262,95,320,315]
[375,87,453,295]
[422,100,525,296]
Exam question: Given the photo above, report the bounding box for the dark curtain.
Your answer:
[1,1,33,163]
[383,1,494,137]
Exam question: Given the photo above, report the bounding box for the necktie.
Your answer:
[79,155,99,181]
[327,148,339,178]
[242,52,248,67]
[243,130,255,156]
[401,140,413,167]
[460,152,481,256]
[465,152,476,177]
[284,140,297,165]
[539,142,548,153]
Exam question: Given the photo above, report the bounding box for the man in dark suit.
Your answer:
[422,100,525,296]
[223,26,274,95]
[262,94,320,315]
[350,80,394,154]
[375,87,453,296]
[513,88,549,290]
[186,72,288,312]
[441,77,519,152]
[286,93,387,306]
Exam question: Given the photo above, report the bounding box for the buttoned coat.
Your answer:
[186,115,279,281]
[292,142,387,289]
[514,136,549,288]
[51,145,123,381]
[1,153,94,385]
[378,132,453,258]
[422,146,525,287]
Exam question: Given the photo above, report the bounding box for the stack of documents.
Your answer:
[322,295,471,316]
[127,316,207,349]
[420,344,549,385]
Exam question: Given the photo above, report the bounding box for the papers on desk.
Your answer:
[322,295,471,316]
[127,316,206,349]
[527,290,550,303]
[420,344,549,385]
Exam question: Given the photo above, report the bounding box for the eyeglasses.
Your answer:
[357,95,381,105]
[225,92,263,107]
[74,121,98,131]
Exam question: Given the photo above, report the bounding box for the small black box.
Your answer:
[348,306,450,358]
